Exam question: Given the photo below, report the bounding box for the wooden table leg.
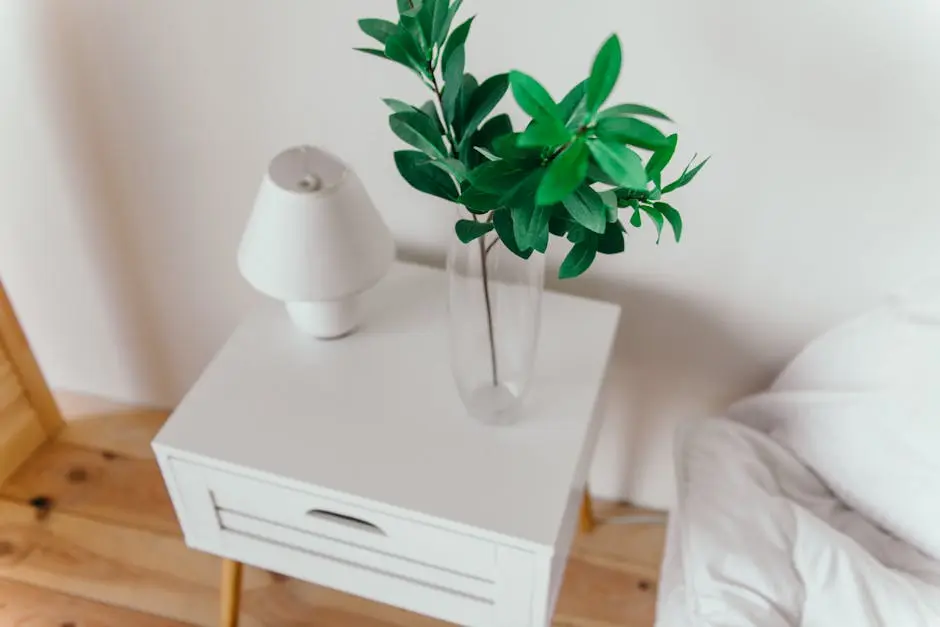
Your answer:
[220,559,243,627]
[579,489,596,534]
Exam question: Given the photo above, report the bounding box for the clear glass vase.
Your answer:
[446,206,546,424]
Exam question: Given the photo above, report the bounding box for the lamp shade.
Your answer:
[238,146,395,304]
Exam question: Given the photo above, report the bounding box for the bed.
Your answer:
[656,279,940,626]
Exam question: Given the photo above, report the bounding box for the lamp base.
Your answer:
[286,299,359,339]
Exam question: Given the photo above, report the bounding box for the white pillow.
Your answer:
[728,277,940,560]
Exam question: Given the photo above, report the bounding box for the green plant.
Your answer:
[356,0,707,279]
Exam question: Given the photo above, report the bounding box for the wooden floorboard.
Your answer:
[0,437,180,537]
[58,409,170,460]
[0,406,665,627]
[0,578,194,627]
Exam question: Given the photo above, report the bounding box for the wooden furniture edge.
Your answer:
[0,279,65,439]
[579,489,596,534]
[0,398,47,484]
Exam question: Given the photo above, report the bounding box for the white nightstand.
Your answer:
[153,262,620,627]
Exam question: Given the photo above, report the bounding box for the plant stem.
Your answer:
[477,233,498,387]
[429,50,496,387]
[471,215,499,387]
[545,127,589,163]
[484,236,499,257]
[427,63,460,158]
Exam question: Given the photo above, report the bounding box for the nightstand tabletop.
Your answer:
[154,262,619,548]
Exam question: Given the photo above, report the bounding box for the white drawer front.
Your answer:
[217,510,493,600]
[162,457,547,626]
[181,459,496,579]
[216,522,495,626]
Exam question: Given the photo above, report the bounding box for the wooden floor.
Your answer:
[0,394,666,626]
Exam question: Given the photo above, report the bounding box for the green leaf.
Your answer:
[385,31,425,75]
[518,118,572,148]
[587,162,618,186]
[467,113,511,168]
[383,98,417,113]
[428,0,450,49]
[359,18,398,45]
[493,210,534,259]
[474,146,498,161]
[559,237,598,279]
[599,190,619,223]
[394,151,459,200]
[442,46,465,126]
[455,219,494,243]
[509,71,561,123]
[473,114,513,151]
[397,0,414,14]
[639,204,665,243]
[537,139,589,206]
[615,187,649,206]
[383,99,445,138]
[492,133,542,164]
[586,35,622,116]
[417,6,435,51]
[442,16,473,75]
[646,134,678,187]
[458,185,501,214]
[420,100,445,135]
[562,185,607,234]
[558,80,588,128]
[431,157,467,181]
[356,47,390,61]
[454,74,479,143]
[512,204,552,253]
[597,221,626,254]
[587,139,648,190]
[654,202,683,242]
[607,204,619,224]
[595,117,668,151]
[662,156,710,194]
[438,0,464,47]
[459,74,509,142]
[491,134,519,159]
[599,103,673,122]
[549,213,569,237]
[399,0,429,53]
[500,169,544,211]
[630,208,643,227]
[389,110,447,158]
[567,224,588,243]
[469,160,529,195]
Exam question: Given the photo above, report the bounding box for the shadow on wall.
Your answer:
[34,2,175,401]
[565,275,777,504]
[399,244,777,506]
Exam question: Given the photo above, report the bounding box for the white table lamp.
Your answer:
[238,146,395,338]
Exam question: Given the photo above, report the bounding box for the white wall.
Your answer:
[2,0,938,508]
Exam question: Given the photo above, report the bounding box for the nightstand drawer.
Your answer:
[214,520,496,626]
[162,458,548,626]
[169,459,497,579]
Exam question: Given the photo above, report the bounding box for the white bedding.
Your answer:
[656,418,940,626]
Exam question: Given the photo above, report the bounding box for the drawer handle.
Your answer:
[307,508,385,535]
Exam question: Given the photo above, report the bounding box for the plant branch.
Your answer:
[484,236,499,257]
[472,214,499,386]
[427,62,460,159]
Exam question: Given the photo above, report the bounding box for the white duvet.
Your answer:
[656,417,940,626]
